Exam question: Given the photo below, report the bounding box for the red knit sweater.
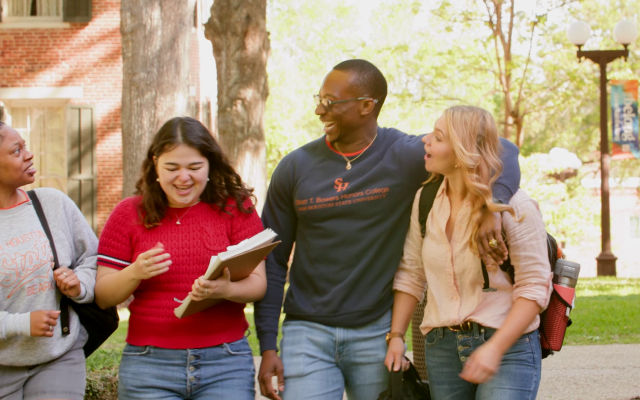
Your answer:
[97,196,263,349]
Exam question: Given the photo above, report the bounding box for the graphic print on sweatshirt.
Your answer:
[295,177,391,212]
[1,230,53,300]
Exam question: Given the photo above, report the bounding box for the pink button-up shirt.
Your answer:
[393,180,552,334]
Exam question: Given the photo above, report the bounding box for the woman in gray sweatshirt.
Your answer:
[0,121,98,400]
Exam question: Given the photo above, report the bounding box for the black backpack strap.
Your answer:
[546,233,559,267]
[27,190,59,268]
[418,176,443,238]
[481,261,498,292]
[27,190,71,336]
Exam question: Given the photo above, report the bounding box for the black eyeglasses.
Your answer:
[313,94,378,109]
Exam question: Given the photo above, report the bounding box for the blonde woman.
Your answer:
[384,106,552,400]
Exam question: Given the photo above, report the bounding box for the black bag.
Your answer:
[417,179,572,358]
[28,190,119,357]
[377,362,431,400]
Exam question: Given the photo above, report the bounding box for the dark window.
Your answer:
[62,0,91,23]
[67,106,97,230]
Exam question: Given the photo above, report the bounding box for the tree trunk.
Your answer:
[121,0,196,197]
[483,0,542,146]
[205,0,270,209]
[515,114,525,148]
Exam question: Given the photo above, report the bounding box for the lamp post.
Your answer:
[568,19,638,276]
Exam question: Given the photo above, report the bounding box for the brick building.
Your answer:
[1,0,215,232]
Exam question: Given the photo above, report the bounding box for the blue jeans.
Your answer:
[280,310,390,400]
[424,326,541,400]
[118,338,255,400]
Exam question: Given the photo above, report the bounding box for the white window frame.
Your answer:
[0,0,70,29]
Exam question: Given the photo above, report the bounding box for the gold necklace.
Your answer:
[174,201,199,225]
[334,133,377,170]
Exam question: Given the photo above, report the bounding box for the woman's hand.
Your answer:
[188,268,232,301]
[384,337,408,372]
[459,340,502,383]
[130,242,171,280]
[53,267,81,298]
[30,310,60,337]
[460,298,542,384]
[476,211,507,265]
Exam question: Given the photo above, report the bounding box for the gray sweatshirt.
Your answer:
[0,187,98,366]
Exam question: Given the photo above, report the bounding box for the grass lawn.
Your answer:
[85,277,640,398]
[84,309,128,400]
[563,277,640,344]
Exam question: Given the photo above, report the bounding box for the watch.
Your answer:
[385,331,404,345]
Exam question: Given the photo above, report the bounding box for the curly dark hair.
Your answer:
[135,117,255,228]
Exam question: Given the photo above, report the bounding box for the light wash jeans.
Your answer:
[118,337,255,400]
[424,326,541,400]
[280,310,391,400]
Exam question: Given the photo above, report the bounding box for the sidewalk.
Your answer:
[252,344,640,400]
[537,344,640,400]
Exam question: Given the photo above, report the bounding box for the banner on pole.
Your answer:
[610,79,639,159]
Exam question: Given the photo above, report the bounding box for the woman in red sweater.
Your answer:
[95,117,266,400]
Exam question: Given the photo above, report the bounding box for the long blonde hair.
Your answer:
[429,105,515,252]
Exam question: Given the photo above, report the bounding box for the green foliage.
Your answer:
[264,0,640,183]
[612,158,640,180]
[264,0,500,176]
[85,368,118,400]
[265,1,377,176]
[84,319,126,400]
[519,153,600,245]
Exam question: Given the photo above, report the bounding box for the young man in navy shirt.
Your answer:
[255,59,520,400]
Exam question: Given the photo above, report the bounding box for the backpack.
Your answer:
[377,360,432,400]
[415,178,572,359]
[28,190,119,357]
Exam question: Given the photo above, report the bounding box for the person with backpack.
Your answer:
[94,117,266,400]
[0,121,98,400]
[255,60,521,400]
[384,105,553,400]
